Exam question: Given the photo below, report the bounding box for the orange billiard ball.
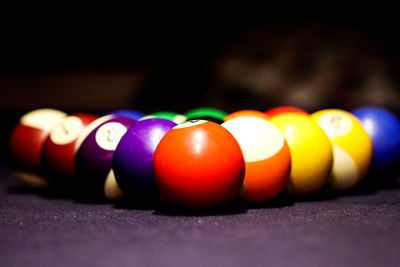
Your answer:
[222,116,291,203]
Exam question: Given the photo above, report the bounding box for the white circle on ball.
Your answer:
[95,122,128,151]
[21,109,66,130]
[74,115,114,152]
[222,116,284,162]
[50,116,84,145]
[173,120,207,129]
[317,111,353,138]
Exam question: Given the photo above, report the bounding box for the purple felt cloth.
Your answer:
[0,161,399,267]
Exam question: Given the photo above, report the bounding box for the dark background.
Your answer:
[1,10,400,114]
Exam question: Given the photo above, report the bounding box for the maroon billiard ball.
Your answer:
[43,113,98,179]
[9,108,67,187]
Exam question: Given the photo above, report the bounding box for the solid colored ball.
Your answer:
[270,113,333,195]
[184,107,227,124]
[222,116,291,203]
[265,106,309,118]
[9,108,67,187]
[311,109,373,190]
[109,109,146,121]
[352,106,400,175]
[75,115,136,199]
[113,118,177,200]
[141,111,187,124]
[43,113,98,179]
[153,120,245,208]
[224,110,270,122]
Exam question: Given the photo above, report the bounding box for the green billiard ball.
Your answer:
[184,107,227,124]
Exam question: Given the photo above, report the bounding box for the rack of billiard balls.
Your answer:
[8,106,400,209]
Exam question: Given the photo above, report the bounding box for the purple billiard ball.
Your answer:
[75,115,136,199]
[113,118,177,200]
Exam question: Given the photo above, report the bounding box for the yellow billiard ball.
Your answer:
[270,113,333,195]
[311,109,372,190]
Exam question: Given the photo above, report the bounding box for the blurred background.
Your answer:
[1,9,399,116]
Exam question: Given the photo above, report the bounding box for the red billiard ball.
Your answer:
[265,106,309,118]
[224,110,270,122]
[153,120,245,209]
[9,108,67,187]
[43,113,98,179]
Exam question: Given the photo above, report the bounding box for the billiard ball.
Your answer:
[269,113,333,195]
[75,115,136,199]
[153,120,245,208]
[222,116,291,203]
[311,109,372,190]
[224,110,270,122]
[109,109,145,121]
[113,118,177,200]
[9,108,67,187]
[42,113,98,180]
[140,111,187,124]
[265,106,309,118]
[352,106,400,176]
[184,107,227,124]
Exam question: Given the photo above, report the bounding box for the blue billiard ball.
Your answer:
[109,109,146,121]
[352,106,400,176]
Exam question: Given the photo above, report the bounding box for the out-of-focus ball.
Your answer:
[312,109,372,190]
[140,111,187,124]
[270,113,333,195]
[9,108,67,187]
[184,107,227,124]
[153,120,245,209]
[352,106,400,176]
[265,106,309,118]
[109,109,146,121]
[222,116,291,203]
[113,118,177,200]
[75,115,136,199]
[43,113,98,179]
[224,110,270,122]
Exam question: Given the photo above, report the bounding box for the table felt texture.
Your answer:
[0,161,399,267]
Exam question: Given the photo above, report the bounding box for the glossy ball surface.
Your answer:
[270,114,333,195]
[43,113,98,178]
[184,107,227,124]
[141,111,187,124]
[265,106,309,118]
[75,115,136,199]
[9,108,67,187]
[312,109,372,190]
[110,109,146,121]
[153,120,245,208]
[352,106,400,175]
[224,110,270,122]
[222,116,291,203]
[113,118,177,199]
